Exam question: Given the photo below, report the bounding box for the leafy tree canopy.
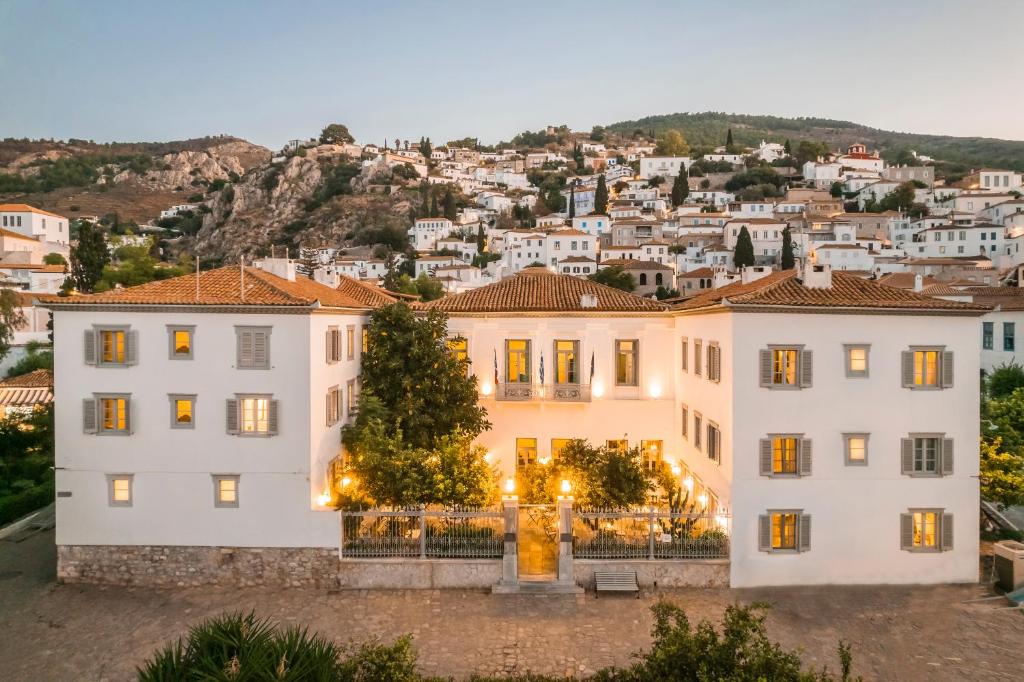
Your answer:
[319,123,355,145]
[589,265,636,292]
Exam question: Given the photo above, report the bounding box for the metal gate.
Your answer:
[517,504,558,578]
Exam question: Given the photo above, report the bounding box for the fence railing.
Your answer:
[340,506,504,559]
[572,508,729,560]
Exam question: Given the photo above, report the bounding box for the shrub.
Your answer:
[0,479,54,526]
[987,363,1024,399]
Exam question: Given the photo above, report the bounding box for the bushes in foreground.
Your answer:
[137,603,857,681]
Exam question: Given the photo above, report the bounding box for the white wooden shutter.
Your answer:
[799,350,813,388]
[941,513,954,551]
[901,438,913,475]
[268,399,279,435]
[900,513,913,550]
[941,351,954,388]
[798,514,811,552]
[759,439,772,476]
[941,438,954,475]
[225,399,239,434]
[326,392,332,426]
[84,330,97,365]
[253,331,268,368]
[758,515,771,551]
[759,350,772,387]
[126,330,139,365]
[82,398,98,433]
[680,339,688,372]
[799,439,813,477]
[325,330,333,363]
[901,351,914,388]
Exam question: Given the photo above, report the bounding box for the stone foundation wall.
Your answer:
[57,545,339,588]
[574,559,729,588]
[338,559,502,589]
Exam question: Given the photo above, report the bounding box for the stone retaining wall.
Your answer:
[574,559,729,588]
[337,559,502,589]
[57,545,339,588]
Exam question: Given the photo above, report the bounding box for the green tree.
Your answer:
[68,220,110,293]
[726,128,734,146]
[476,224,487,256]
[795,140,830,165]
[671,172,689,207]
[94,242,187,292]
[734,226,756,269]
[568,186,576,219]
[654,129,691,157]
[5,342,52,377]
[830,181,844,198]
[594,175,609,215]
[418,136,432,159]
[429,194,439,218]
[590,125,606,141]
[589,265,635,292]
[319,123,355,145]
[0,290,27,362]
[781,227,795,270]
[443,189,457,221]
[980,437,1024,509]
[988,364,1024,399]
[879,182,917,212]
[654,285,680,300]
[784,138,792,154]
[42,253,66,266]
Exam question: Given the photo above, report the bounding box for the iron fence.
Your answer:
[572,508,730,560]
[340,506,504,559]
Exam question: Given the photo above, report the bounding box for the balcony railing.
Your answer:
[495,383,592,402]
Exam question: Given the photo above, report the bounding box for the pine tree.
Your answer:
[420,185,429,218]
[594,175,608,215]
[726,128,734,146]
[781,227,795,270]
[733,226,755,269]
[476,224,486,257]
[443,189,457,221]
[430,194,439,218]
[671,172,689,207]
[568,186,576,219]
[784,139,792,155]
[70,220,110,293]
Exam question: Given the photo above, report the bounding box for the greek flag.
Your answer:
[539,352,545,385]
[493,348,499,385]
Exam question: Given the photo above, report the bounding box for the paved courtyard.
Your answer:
[1,530,1023,681]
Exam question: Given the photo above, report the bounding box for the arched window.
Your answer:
[655,273,664,286]
[639,273,648,285]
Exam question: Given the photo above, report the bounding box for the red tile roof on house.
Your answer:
[679,267,715,278]
[38,266,375,309]
[0,368,52,388]
[0,228,38,241]
[0,204,66,219]
[675,270,987,312]
[960,286,1024,311]
[335,275,399,308]
[423,268,667,313]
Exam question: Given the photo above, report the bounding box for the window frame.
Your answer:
[169,394,197,430]
[326,326,341,364]
[447,336,469,364]
[235,326,272,370]
[106,474,134,507]
[96,393,131,435]
[346,380,358,416]
[346,325,356,360]
[167,325,195,361]
[680,337,688,373]
[680,403,688,439]
[1004,322,1016,352]
[766,345,802,388]
[516,437,538,468]
[614,339,639,386]
[505,339,532,384]
[693,412,703,451]
[553,339,580,385]
[768,510,801,553]
[640,439,663,471]
[908,433,944,477]
[905,508,942,553]
[707,421,721,463]
[326,385,340,426]
[843,344,870,378]
[94,325,131,367]
[213,474,240,508]
[693,339,702,377]
[982,321,994,350]
[237,394,273,436]
[843,433,869,466]
[907,346,944,390]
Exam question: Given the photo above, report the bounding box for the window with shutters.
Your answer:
[168,326,195,360]
[235,326,271,369]
[226,394,277,436]
[707,421,721,463]
[326,386,340,426]
[759,435,812,477]
[516,438,537,468]
[347,325,356,360]
[107,474,133,507]
[680,337,688,372]
[680,404,688,439]
[844,344,869,378]
[707,342,721,383]
[86,326,137,367]
[902,346,952,389]
[902,434,952,477]
[169,394,196,429]
[760,345,811,389]
[759,510,811,553]
[361,327,368,356]
[844,433,868,465]
[694,412,703,451]
[615,339,638,385]
[326,326,341,363]
[693,339,702,376]
[213,475,240,508]
[85,394,131,435]
[900,509,953,552]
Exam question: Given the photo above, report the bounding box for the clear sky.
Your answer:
[1,0,1022,149]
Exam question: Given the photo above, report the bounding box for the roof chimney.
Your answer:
[913,274,923,292]
[802,263,833,289]
[740,265,771,285]
[580,293,598,308]
[258,257,297,282]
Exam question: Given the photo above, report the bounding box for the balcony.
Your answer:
[495,383,592,402]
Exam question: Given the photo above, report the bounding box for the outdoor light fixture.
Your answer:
[698,493,708,506]
[316,493,331,507]
[341,476,352,488]
[716,514,729,529]
[648,382,662,398]
[481,382,493,396]
[671,463,682,476]
[560,479,571,494]
[504,478,515,494]
[538,455,551,465]
[683,476,694,491]
[483,451,494,463]
[591,380,604,398]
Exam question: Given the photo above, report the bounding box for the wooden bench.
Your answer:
[594,570,639,598]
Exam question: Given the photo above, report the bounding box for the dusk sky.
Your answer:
[2,0,1021,149]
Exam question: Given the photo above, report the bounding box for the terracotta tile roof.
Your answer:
[600,258,673,271]
[549,229,591,236]
[0,204,66,219]
[680,267,715,278]
[37,266,372,309]
[920,283,965,296]
[877,273,940,290]
[0,228,37,241]
[559,255,596,263]
[961,286,1024,310]
[0,368,52,388]
[423,268,667,313]
[676,270,987,312]
[335,276,399,308]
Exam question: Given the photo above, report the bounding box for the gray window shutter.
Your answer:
[758,514,771,551]
[941,351,954,388]
[84,330,97,365]
[759,439,772,476]
[253,331,268,368]
[900,513,913,550]
[713,346,721,382]
[125,398,133,434]
[798,514,811,552]
[225,399,239,434]
[82,398,97,433]
[901,351,914,388]
[681,340,688,371]
[759,349,772,387]
[799,439,813,476]
[237,330,252,366]
[901,438,913,475]
[941,438,954,475]
[941,513,954,551]
[268,399,279,435]
[326,330,332,363]
[799,350,813,388]
[126,330,139,365]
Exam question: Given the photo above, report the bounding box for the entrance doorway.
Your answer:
[517,505,558,579]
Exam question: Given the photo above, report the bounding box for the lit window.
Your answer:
[168,326,194,360]
[845,434,868,465]
[241,398,270,434]
[913,350,939,386]
[516,438,537,468]
[100,329,126,364]
[170,395,196,429]
[108,475,133,507]
[640,440,663,471]
[772,437,799,474]
[101,397,128,432]
[771,513,797,550]
[346,326,355,360]
[615,339,638,386]
[912,511,937,549]
[346,380,358,415]
[551,438,571,461]
[845,345,869,377]
[214,475,239,508]
[771,348,798,385]
[606,439,627,453]
[506,340,531,383]
[554,340,579,384]
[447,337,468,363]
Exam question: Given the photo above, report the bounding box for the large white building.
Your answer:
[46,262,984,589]
[0,203,70,245]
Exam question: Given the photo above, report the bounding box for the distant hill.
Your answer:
[604,112,1024,171]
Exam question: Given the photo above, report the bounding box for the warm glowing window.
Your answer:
[241,398,270,433]
[606,439,627,453]
[361,327,368,355]
[554,340,579,384]
[448,337,469,363]
[615,339,638,386]
[101,397,128,432]
[100,330,125,364]
[175,399,193,424]
[772,437,799,474]
[214,476,239,508]
[170,328,193,358]
[640,439,663,471]
[516,438,537,468]
[846,435,867,464]
[506,340,531,383]
[346,326,355,360]
[913,350,939,386]
[845,345,868,377]
[771,513,798,550]
[551,438,571,461]
[912,511,937,549]
[771,348,798,385]
[111,477,131,504]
